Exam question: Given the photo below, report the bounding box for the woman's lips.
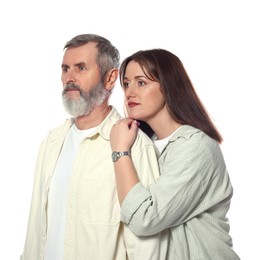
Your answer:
[128,101,140,108]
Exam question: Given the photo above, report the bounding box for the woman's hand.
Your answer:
[110,118,139,151]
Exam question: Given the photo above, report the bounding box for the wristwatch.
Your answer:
[111,151,131,162]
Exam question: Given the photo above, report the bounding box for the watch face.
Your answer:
[112,151,119,162]
[112,151,130,162]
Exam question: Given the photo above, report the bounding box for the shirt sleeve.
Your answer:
[123,223,169,260]
[122,131,169,259]
[121,132,233,236]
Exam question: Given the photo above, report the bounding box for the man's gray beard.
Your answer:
[62,81,110,117]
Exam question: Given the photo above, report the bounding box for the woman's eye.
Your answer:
[123,82,130,88]
[137,80,145,86]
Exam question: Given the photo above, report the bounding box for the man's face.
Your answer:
[61,42,109,117]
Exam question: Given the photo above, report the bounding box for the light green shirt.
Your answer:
[121,125,240,260]
[21,107,168,260]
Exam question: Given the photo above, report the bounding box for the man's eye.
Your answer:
[62,66,68,72]
[79,66,87,71]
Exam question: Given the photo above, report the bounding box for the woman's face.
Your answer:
[122,60,166,124]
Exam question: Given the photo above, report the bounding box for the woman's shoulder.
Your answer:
[168,125,221,156]
[172,125,217,144]
[162,125,225,173]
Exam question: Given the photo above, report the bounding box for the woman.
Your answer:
[110,49,240,259]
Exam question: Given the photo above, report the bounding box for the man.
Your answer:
[20,34,168,260]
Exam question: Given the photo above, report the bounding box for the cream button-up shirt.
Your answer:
[20,107,168,260]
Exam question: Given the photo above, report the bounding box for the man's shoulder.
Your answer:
[49,118,73,133]
[134,129,154,147]
[43,118,73,142]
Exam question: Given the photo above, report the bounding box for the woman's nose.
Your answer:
[125,86,136,99]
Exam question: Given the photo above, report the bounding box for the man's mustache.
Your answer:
[62,83,82,95]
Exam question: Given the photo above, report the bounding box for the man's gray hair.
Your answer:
[64,34,120,82]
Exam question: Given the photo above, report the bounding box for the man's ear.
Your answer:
[105,68,119,90]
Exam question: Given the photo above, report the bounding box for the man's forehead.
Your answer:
[62,42,98,65]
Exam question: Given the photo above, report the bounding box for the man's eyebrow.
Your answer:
[61,62,87,69]
[74,62,87,67]
[61,64,69,69]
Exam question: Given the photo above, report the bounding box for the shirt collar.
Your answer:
[168,125,201,142]
[84,106,121,141]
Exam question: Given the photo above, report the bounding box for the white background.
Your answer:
[1,0,259,259]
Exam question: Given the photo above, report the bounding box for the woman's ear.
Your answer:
[105,68,119,90]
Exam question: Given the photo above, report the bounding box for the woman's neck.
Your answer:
[147,112,182,140]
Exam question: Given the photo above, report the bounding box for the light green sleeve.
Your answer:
[121,131,232,236]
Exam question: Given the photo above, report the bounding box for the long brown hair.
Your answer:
[120,49,223,143]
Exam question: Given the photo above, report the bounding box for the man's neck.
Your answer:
[74,104,112,130]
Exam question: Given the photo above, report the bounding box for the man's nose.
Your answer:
[63,70,76,85]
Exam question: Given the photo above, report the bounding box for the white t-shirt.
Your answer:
[153,126,183,155]
[44,123,96,260]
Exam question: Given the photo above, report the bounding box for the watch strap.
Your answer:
[112,151,131,162]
